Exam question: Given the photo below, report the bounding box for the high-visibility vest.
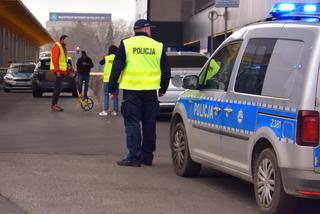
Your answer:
[50,42,68,72]
[119,36,163,90]
[205,59,220,84]
[103,54,115,82]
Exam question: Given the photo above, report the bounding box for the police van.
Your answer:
[170,3,320,214]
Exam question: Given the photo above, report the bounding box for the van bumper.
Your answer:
[281,168,320,199]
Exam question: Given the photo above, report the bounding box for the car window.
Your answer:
[199,42,241,90]
[262,40,304,98]
[9,64,35,73]
[234,38,277,95]
[39,58,72,70]
[39,59,50,70]
[168,55,207,68]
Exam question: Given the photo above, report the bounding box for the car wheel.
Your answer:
[32,89,42,97]
[254,148,296,214]
[4,87,10,92]
[171,121,201,177]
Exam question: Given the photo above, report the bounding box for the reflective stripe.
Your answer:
[50,42,68,72]
[177,94,298,144]
[120,36,162,90]
[103,54,115,82]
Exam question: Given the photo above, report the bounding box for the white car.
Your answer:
[159,51,207,113]
[4,62,36,92]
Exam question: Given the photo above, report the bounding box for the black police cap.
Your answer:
[134,19,156,30]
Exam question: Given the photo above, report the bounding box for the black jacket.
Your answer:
[76,56,94,76]
[108,32,171,94]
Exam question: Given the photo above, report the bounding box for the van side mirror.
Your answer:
[183,75,199,90]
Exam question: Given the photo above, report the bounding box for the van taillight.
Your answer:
[297,110,319,147]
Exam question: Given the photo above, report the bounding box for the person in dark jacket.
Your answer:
[76,51,94,98]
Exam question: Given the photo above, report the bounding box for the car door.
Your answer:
[221,38,278,173]
[190,42,242,164]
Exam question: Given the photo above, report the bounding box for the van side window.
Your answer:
[262,40,304,98]
[234,39,277,95]
[199,42,241,90]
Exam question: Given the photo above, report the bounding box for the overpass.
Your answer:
[0,0,53,68]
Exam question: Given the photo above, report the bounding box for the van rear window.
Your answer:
[262,40,304,98]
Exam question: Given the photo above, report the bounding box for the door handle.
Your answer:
[224,107,233,114]
[213,106,221,113]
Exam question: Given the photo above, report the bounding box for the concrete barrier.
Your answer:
[89,73,103,104]
[89,72,122,112]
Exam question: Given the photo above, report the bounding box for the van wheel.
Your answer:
[254,148,295,214]
[171,121,201,177]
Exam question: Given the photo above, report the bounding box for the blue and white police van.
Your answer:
[170,3,320,214]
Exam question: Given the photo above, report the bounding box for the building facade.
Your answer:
[136,0,317,53]
[0,0,52,68]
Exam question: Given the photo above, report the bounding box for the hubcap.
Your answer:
[172,127,185,169]
[257,158,275,208]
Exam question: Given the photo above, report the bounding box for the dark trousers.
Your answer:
[52,75,63,106]
[78,74,90,98]
[121,90,160,162]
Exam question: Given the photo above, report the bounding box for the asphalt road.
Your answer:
[0,89,319,214]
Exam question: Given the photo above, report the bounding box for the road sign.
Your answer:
[49,13,112,22]
[215,0,240,8]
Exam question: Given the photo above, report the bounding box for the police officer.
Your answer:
[109,19,171,167]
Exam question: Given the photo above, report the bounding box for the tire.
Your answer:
[32,89,42,97]
[171,121,201,177]
[253,148,296,214]
[4,88,10,92]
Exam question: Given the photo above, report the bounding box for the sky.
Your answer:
[21,0,136,27]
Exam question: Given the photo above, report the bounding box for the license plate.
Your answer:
[15,81,30,85]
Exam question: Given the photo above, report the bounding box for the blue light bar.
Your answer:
[275,3,296,12]
[271,3,320,16]
[304,4,317,13]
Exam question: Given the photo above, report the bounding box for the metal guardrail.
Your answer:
[0,68,8,85]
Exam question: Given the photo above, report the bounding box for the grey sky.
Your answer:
[21,0,136,27]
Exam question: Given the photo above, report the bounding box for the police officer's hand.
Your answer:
[158,92,165,97]
[56,72,61,77]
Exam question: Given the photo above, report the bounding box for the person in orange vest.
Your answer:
[50,35,72,112]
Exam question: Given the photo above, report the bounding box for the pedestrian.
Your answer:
[99,45,119,116]
[76,51,94,98]
[50,35,73,112]
[108,19,171,167]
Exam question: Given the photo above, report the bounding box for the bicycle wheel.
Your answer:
[80,98,94,111]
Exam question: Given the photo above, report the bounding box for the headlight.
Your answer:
[4,75,13,81]
[3,75,12,80]
[172,75,183,88]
